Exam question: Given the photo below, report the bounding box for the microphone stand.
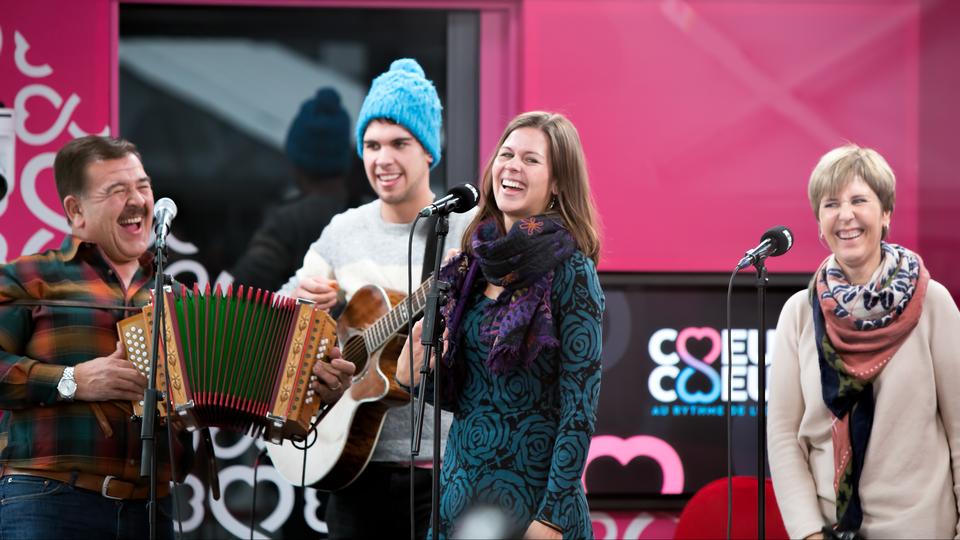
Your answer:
[141,233,169,540]
[412,214,450,539]
[754,260,769,540]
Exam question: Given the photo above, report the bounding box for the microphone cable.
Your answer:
[725,266,738,540]
[290,401,332,484]
[406,213,423,540]
[157,286,185,539]
[250,446,268,540]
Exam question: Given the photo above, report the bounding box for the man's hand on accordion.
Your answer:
[311,346,355,404]
[292,277,340,311]
[74,341,148,401]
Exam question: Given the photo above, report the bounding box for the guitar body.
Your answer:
[267,284,413,490]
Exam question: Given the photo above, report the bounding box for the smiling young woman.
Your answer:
[398,111,604,540]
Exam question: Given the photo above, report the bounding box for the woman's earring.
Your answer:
[881,224,889,241]
[818,230,830,250]
[548,195,558,210]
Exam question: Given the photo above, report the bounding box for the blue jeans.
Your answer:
[0,475,173,540]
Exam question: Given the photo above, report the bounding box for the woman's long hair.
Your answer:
[461,111,601,264]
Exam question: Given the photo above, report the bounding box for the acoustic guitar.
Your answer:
[266,278,433,490]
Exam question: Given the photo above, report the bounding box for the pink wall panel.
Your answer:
[521,0,921,273]
[479,8,523,170]
[918,0,960,302]
[0,0,113,262]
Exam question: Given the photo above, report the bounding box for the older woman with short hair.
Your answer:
[768,144,960,539]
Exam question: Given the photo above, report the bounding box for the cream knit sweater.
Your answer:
[768,280,960,539]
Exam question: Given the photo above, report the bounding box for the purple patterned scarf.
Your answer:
[438,216,576,390]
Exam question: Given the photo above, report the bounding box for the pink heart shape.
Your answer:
[676,327,721,365]
[583,435,684,494]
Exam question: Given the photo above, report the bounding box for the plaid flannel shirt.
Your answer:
[0,235,181,482]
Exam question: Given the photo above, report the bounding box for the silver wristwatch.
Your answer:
[57,366,77,401]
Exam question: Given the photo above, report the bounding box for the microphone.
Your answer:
[0,172,7,201]
[153,197,178,244]
[419,183,479,217]
[737,226,794,270]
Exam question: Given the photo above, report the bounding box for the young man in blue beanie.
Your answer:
[230,87,352,291]
[278,59,476,539]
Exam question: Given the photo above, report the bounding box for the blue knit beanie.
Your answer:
[285,87,352,178]
[355,58,442,169]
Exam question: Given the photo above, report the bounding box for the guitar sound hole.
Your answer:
[343,335,368,375]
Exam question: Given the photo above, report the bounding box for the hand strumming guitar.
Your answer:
[292,277,339,311]
[396,320,450,388]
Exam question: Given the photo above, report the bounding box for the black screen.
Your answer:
[585,272,808,507]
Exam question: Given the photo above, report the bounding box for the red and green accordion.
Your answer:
[117,283,337,443]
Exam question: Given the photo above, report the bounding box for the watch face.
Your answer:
[58,378,77,397]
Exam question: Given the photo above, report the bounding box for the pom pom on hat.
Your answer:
[285,87,352,178]
[355,58,442,169]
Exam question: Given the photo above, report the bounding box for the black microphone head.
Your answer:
[447,183,479,213]
[0,172,7,201]
[761,226,793,257]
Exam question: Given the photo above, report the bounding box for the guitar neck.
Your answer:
[364,277,433,350]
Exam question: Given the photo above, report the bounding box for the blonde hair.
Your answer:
[462,111,601,263]
[808,143,896,219]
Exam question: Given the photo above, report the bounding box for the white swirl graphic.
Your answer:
[166,259,210,289]
[303,488,329,534]
[14,85,80,145]
[623,514,656,538]
[175,475,206,533]
[166,233,199,255]
[20,151,68,233]
[14,31,52,78]
[21,229,54,257]
[207,427,255,460]
[591,511,618,540]
[68,120,110,138]
[209,465,295,538]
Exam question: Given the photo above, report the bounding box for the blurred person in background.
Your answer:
[230,87,352,292]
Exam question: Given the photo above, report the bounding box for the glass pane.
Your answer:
[120,5,451,289]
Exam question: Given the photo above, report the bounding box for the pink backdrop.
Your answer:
[522,0,921,274]
[0,0,113,261]
[3,0,956,290]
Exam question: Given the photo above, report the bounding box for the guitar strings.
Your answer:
[340,338,366,364]
[335,283,429,367]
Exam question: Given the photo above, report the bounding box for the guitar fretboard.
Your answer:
[362,278,433,351]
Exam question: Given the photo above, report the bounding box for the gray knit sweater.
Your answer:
[280,198,476,461]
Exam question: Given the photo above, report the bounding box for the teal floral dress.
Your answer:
[432,251,604,539]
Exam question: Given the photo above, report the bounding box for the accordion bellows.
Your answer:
[118,283,338,443]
